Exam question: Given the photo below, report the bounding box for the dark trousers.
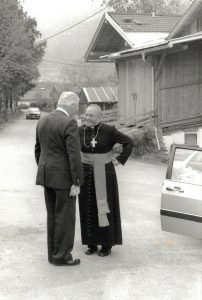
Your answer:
[44,187,76,263]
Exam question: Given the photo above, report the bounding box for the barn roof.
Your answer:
[84,12,180,62]
[103,1,202,61]
[81,86,118,103]
[108,12,180,33]
[168,0,202,39]
[105,31,202,61]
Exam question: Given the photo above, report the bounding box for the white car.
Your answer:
[26,107,41,120]
[161,144,202,239]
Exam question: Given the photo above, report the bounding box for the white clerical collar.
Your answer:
[56,107,69,117]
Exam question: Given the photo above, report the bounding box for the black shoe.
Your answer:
[85,246,98,255]
[52,258,80,266]
[98,247,111,257]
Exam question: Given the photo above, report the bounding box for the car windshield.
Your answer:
[171,148,202,185]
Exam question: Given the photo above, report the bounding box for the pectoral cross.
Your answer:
[91,138,97,148]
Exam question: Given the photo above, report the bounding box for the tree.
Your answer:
[102,0,191,15]
[0,0,46,98]
[61,64,97,92]
[60,62,117,93]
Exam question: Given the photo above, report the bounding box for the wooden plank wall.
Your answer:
[117,58,153,124]
[155,46,202,128]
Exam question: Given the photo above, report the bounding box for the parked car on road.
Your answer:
[26,107,41,120]
[161,144,202,239]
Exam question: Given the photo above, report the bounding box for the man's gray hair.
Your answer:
[58,91,79,106]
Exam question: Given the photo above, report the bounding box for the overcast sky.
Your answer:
[22,0,104,33]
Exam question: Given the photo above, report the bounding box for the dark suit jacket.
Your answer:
[35,110,83,189]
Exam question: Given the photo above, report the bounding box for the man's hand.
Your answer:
[70,185,80,197]
[112,157,120,166]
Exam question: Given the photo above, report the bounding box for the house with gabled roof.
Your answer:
[85,12,180,62]
[85,1,202,147]
[85,12,180,130]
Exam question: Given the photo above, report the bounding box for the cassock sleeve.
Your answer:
[65,118,83,186]
[111,127,134,165]
[34,123,41,165]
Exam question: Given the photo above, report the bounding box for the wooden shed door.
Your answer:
[117,59,153,124]
[159,50,202,126]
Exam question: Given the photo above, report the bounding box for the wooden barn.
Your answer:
[85,3,202,147]
[85,12,180,125]
[79,86,118,114]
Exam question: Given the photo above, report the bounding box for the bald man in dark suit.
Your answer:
[35,91,83,266]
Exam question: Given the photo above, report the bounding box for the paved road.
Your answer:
[0,112,201,300]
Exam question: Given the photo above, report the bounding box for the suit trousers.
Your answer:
[44,187,76,263]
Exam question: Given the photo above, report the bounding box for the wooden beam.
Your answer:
[160,79,202,90]
[160,114,202,129]
[90,51,111,56]
[155,53,166,81]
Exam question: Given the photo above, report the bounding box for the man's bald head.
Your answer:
[86,104,102,117]
[57,91,79,115]
[85,104,102,127]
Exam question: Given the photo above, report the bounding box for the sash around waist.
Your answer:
[81,151,112,165]
[81,151,112,227]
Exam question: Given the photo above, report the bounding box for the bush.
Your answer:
[30,102,38,108]
[112,126,157,157]
[131,126,157,157]
[112,126,169,163]
[155,147,169,163]
[0,109,23,129]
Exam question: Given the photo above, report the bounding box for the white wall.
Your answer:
[198,128,202,147]
[163,127,202,150]
[163,130,184,151]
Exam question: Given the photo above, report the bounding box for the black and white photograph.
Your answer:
[0,0,202,299]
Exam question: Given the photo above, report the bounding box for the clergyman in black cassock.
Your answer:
[78,105,133,257]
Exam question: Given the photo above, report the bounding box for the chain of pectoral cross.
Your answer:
[83,123,102,148]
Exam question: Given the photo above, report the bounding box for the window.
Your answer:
[171,148,202,185]
[185,133,197,146]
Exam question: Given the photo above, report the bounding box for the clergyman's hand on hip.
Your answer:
[70,185,80,197]
[112,157,120,166]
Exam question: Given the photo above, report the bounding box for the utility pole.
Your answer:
[152,0,156,15]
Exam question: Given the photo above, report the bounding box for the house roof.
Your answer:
[49,85,61,98]
[106,32,202,61]
[108,12,180,33]
[103,1,202,61]
[168,0,202,39]
[84,12,180,62]
[81,86,118,103]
